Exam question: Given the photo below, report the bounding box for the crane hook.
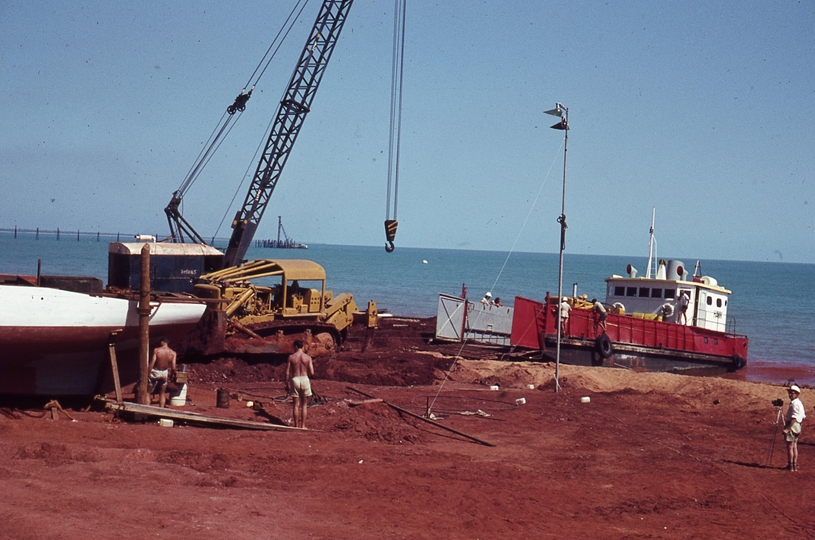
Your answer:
[384,219,398,253]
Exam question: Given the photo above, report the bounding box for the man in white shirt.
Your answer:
[559,298,571,335]
[783,384,806,471]
[678,290,690,324]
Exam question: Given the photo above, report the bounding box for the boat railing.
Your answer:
[725,316,747,339]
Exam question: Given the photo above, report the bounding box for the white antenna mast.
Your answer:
[646,207,656,279]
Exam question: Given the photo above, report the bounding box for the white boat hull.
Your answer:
[0,285,206,396]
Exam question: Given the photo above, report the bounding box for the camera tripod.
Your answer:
[765,403,784,468]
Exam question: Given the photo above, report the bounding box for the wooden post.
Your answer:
[136,244,151,405]
[108,331,123,404]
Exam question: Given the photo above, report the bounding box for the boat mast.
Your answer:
[646,207,656,279]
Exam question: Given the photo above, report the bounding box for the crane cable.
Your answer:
[210,0,314,242]
[384,0,406,252]
[426,140,565,413]
[172,0,312,204]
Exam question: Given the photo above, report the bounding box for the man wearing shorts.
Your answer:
[559,298,571,335]
[286,339,315,429]
[148,338,177,408]
[783,384,805,471]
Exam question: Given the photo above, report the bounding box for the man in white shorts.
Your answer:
[783,384,806,471]
[148,338,177,408]
[286,339,315,429]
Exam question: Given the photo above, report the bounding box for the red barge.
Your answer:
[510,257,749,374]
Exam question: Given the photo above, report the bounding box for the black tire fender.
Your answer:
[596,334,614,359]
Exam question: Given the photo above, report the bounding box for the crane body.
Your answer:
[144,0,375,358]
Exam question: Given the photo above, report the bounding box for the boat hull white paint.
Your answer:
[0,285,206,396]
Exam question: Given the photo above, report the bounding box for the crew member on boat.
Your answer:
[678,290,690,324]
[559,297,571,335]
[592,299,607,332]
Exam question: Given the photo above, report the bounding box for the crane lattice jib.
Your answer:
[223,0,354,268]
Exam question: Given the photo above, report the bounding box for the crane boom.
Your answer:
[223,0,354,268]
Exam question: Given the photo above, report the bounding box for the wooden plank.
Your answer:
[102,400,302,432]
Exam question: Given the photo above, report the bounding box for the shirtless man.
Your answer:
[148,338,177,408]
[285,339,315,429]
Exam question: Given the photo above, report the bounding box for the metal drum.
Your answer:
[216,388,230,408]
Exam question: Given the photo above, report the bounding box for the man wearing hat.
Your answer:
[782,384,805,471]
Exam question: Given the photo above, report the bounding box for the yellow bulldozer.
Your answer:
[187,259,376,358]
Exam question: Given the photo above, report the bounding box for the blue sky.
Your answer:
[1,1,813,263]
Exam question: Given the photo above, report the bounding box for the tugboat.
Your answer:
[510,216,749,374]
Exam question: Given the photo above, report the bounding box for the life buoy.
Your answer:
[659,303,674,318]
[596,334,614,359]
[612,302,625,315]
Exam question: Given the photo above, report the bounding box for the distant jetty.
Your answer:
[0,227,231,246]
[1,227,140,242]
[255,238,307,249]
[255,216,307,249]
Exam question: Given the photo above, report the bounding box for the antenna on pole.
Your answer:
[646,207,656,279]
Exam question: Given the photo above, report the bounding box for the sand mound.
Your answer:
[450,359,789,412]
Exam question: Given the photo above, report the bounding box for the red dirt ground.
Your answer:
[1,318,814,539]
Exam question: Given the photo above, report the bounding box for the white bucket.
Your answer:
[527,384,535,390]
[158,418,173,428]
[170,383,188,407]
[490,385,499,391]
[580,396,591,404]
[516,397,526,406]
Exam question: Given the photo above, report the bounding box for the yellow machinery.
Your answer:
[190,259,375,357]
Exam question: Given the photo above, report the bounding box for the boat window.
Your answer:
[626,287,637,297]
[664,288,675,299]
[614,286,625,296]
[716,298,722,307]
[706,296,712,305]
[651,288,662,298]
[639,287,650,297]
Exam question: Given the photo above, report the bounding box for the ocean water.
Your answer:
[2,234,813,366]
